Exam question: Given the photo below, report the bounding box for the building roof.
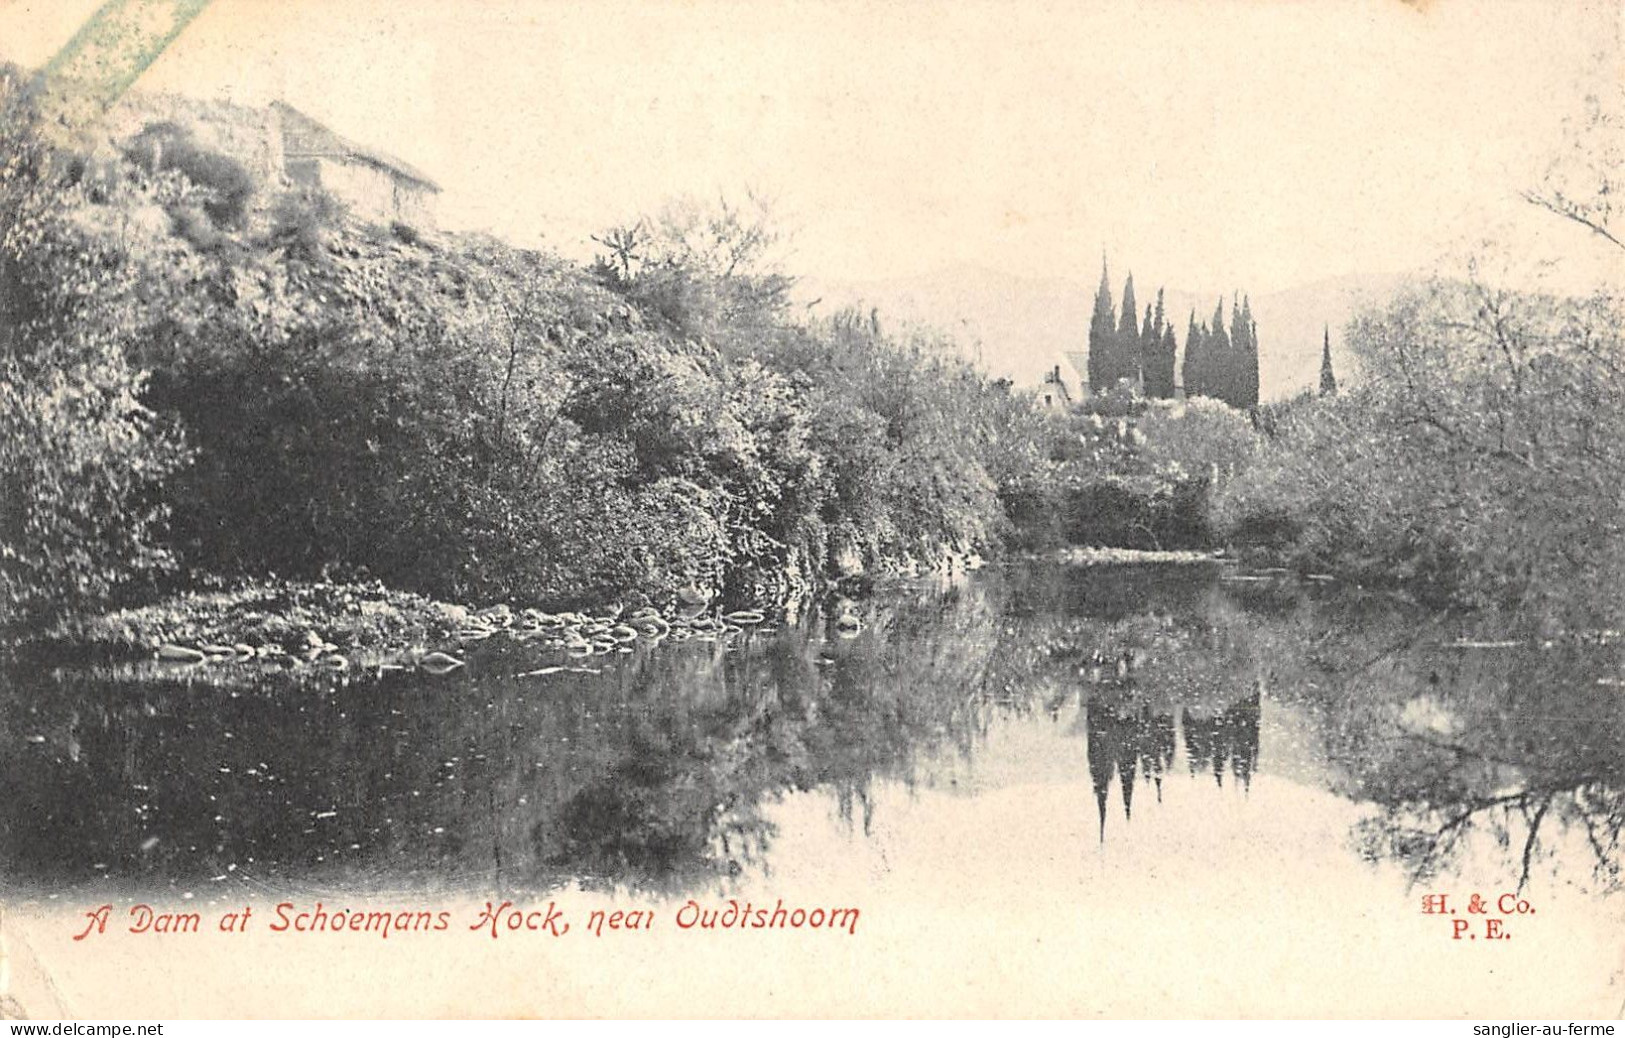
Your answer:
[271,100,441,192]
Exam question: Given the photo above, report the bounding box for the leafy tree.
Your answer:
[1135,396,1258,486]
[1218,77,1624,623]
[590,191,795,343]
[1217,277,1624,623]
[1521,87,1624,255]
[1,72,190,625]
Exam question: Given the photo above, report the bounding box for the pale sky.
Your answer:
[1,0,1618,291]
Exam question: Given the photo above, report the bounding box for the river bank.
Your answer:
[1051,546,1229,567]
[0,550,1265,674]
[18,580,477,666]
[17,579,741,672]
[12,573,865,675]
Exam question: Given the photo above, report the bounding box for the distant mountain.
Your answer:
[796,266,1412,402]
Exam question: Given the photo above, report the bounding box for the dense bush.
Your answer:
[1009,394,1257,552]
[1,77,190,625]
[5,93,1040,619]
[1218,86,1625,625]
[1216,278,1625,621]
[14,74,1615,635]
[123,121,256,227]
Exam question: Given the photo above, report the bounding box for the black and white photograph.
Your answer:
[0,0,1621,1020]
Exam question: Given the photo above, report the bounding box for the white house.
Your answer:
[268,101,440,227]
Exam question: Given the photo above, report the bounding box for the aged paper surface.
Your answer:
[0,0,1622,1020]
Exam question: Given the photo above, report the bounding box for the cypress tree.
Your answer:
[1182,310,1204,398]
[1208,298,1231,404]
[1144,317,1174,399]
[1157,323,1178,399]
[1088,257,1115,394]
[1146,289,1167,395]
[1140,303,1155,390]
[1233,294,1259,409]
[1319,325,1338,396]
[1140,289,1168,399]
[1114,273,1140,390]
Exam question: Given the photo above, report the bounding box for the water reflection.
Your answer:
[0,563,1618,900]
[1331,641,1625,894]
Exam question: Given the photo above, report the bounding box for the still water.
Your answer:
[1,561,1621,1015]
[3,560,1619,901]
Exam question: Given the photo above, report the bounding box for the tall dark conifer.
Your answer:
[1182,310,1204,398]
[1155,323,1178,399]
[1319,326,1338,396]
[1233,294,1259,409]
[1140,288,1171,399]
[1113,274,1140,390]
[1088,257,1116,394]
[1140,303,1155,390]
[1208,298,1231,403]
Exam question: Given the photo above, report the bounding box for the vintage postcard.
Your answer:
[0,0,1621,1020]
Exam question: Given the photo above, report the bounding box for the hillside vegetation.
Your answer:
[1,75,1048,626]
[3,69,1620,641]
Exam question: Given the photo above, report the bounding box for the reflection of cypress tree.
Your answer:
[1086,702,1178,839]
[1118,717,1137,822]
[1085,702,1118,841]
[1180,692,1262,791]
[1223,691,1261,792]
[1182,705,1219,782]
[1141,708,1176,802]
